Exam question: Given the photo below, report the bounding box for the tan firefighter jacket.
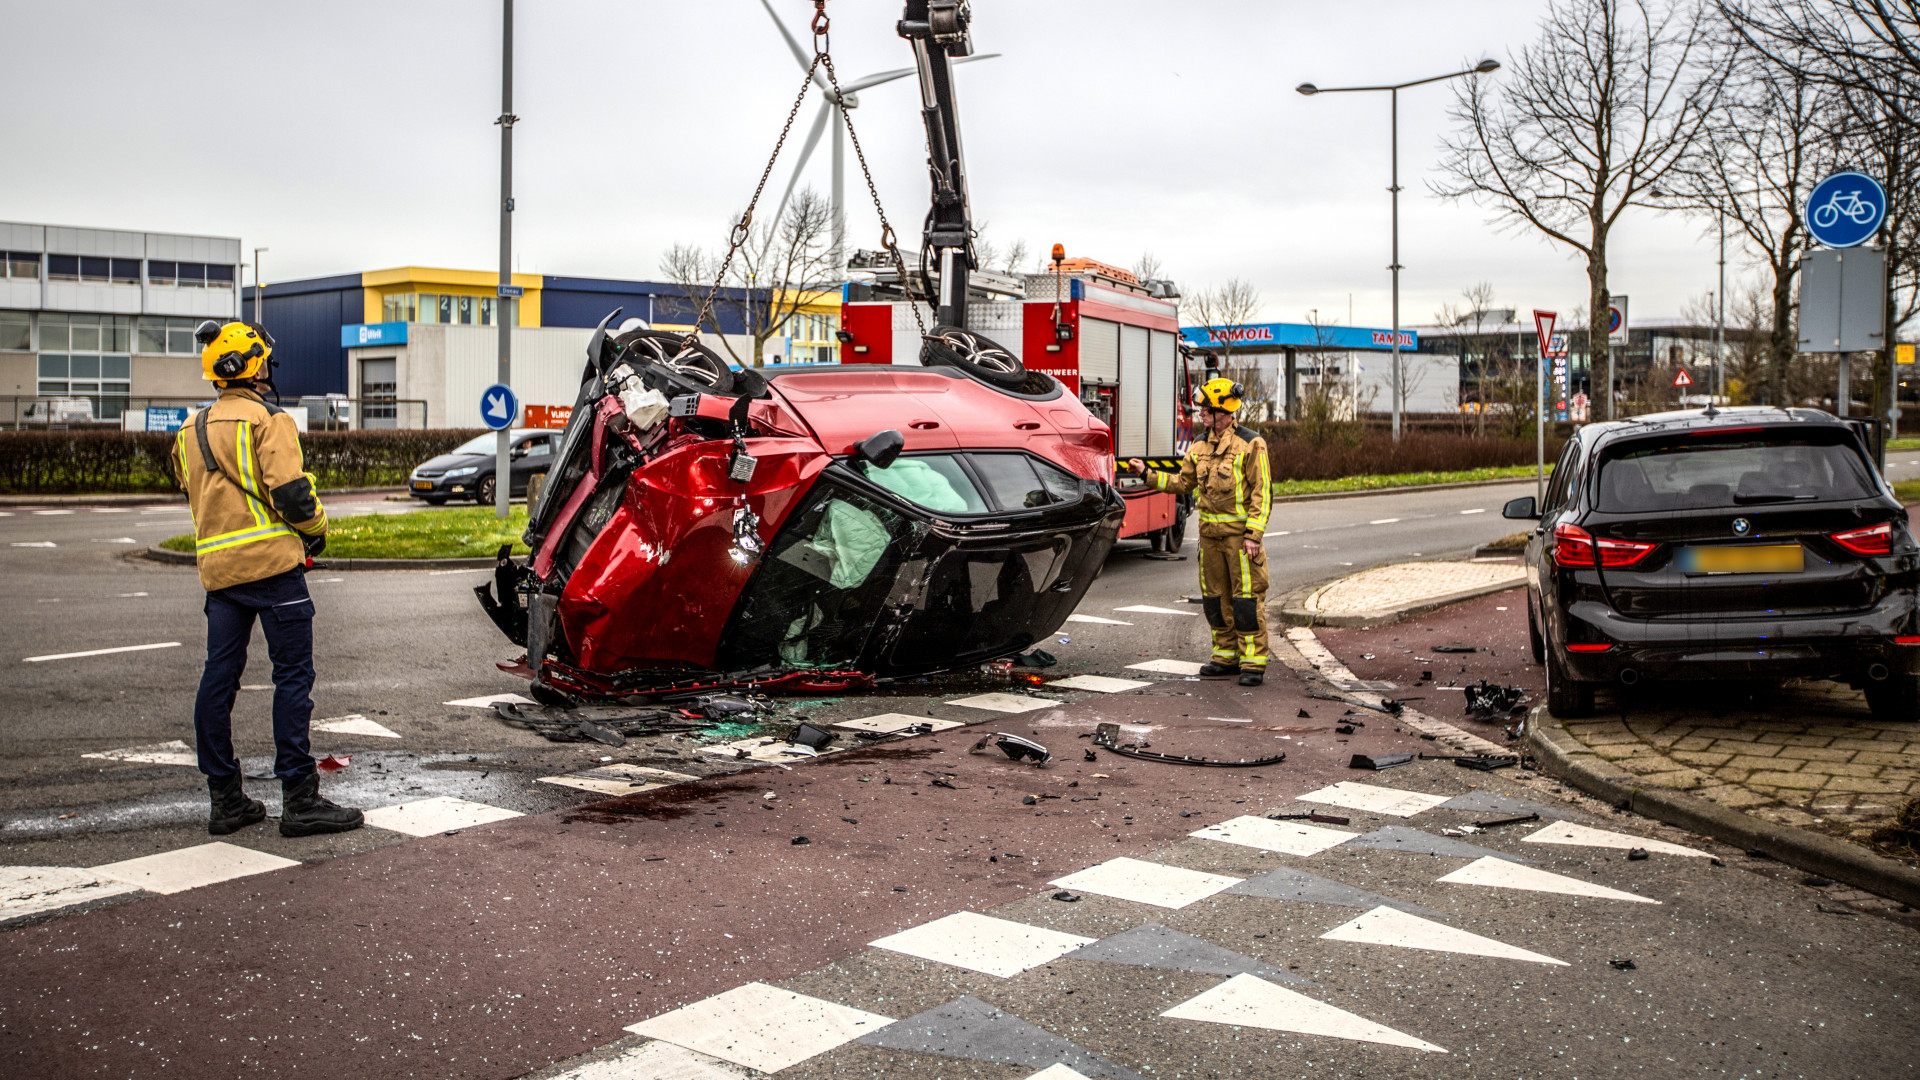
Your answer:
[1146,424,1272,540]
[172,387,327,592]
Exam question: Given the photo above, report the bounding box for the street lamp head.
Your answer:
[1474,58,1500,73]
[1295,82,1319,96]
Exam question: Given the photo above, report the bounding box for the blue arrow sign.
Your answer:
[1804,170,1886,249]
[480,383,518,430]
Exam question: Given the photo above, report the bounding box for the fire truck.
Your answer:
[837,253,1198,550]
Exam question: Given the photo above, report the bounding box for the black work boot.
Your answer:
[1237,667,1266,687]
[208,773,266,835]
[279,771,364,837]
[1199,661,1241,678]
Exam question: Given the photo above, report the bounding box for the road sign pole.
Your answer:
[1532,311,1556,508]
[495,0,515,520]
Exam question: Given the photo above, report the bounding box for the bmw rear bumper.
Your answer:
[1560,597,1920,682]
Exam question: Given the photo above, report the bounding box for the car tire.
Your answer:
[1545,639,1595,719]
[921,325,1029,390]
[1864,675,1920,722]
[475,475,497,506]
[1528,602,1545,664]
[615,330,735,394]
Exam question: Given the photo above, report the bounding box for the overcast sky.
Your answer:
[4,0,1738,328]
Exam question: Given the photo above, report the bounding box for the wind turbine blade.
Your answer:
[841,65,919,93]
[765,101,831,244]
[757,0,827,88]
[954,53,1002,66]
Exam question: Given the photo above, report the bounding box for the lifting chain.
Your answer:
[685,0,926,349]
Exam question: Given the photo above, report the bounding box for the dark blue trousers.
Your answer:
[193,566,317,781]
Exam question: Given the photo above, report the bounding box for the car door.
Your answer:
[511,434,554,493]
[1533,435,1584,642]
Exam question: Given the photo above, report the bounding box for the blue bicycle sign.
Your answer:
[1803,170,1886,248]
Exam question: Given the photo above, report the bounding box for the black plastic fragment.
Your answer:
[790,723,836,750]
[1609,958,1636,970]
[1627,847,1649,861]
[791,836,810,845]
[1474,813,1540,828]
[1335,724,1355,735]
[1454,755,1519,771]
[577,719,626,747]
[1090,722,1286,768]
[1349,752,1414,770]
[1432,645,1477,653]
[1051,890,1080,902]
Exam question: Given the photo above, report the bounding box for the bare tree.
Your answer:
[1132,252,1164,284]
[1184,279,1270,416]
[1666,28,1838,405]
[1435,0,1720,420]
[660,186,839,367]
[1720,0,1920,127]
[1000,238,1031,276]
[1436,282,1512,436]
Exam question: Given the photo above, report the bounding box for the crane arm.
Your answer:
[898,0,976,329]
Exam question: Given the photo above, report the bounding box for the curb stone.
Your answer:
[1526,702,1920,909]
[142,544,499,572]
[1276,574,1525,628]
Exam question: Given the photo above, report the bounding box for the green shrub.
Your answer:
[0,428,493,494]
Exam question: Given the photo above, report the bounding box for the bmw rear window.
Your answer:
[1595,428,1877,512]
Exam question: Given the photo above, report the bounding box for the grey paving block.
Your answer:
[856,995,1147,1080]
[1061,922,1317,986]
[1340,825,1536,863]
[1436,791,1581,821]
[1224,865,1445,919]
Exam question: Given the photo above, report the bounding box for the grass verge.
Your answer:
[1272,463,1549,498]
[162,506,530,560]
[1887,437,1920,451]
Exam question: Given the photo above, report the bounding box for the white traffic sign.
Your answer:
[481,383,519,430]
[1532,310,1557,359]
[1673,368,1693,389]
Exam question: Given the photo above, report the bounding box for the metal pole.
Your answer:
[253,247,267,329]
[495,0,514,520]
[1536,336,1545,507]
[1389,87,1402,442]
[1714,215,1725,402]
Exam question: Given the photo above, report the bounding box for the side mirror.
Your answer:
[1502,496,1539,520]
[854,429,905,469]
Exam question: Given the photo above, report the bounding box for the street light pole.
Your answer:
[1298,59,1498,440]
[252,247,267,330]
[494,0,516,520]
[1715,214,1725,402]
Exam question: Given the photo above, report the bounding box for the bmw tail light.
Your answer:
[1565,643,1614,653]
[1553,522,1656,568]
[1831,521,1893,556]
[1894,636,1920,645]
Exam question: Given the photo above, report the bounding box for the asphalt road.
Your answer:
[4,467,1918,1078]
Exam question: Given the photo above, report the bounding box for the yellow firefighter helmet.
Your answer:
[196,321,274,383]
[1194,376,1245,413]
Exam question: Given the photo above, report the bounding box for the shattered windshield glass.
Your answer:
[718,485,920,670]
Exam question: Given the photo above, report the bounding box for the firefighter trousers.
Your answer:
[1198,536,1269,668]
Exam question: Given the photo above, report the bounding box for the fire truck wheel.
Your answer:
[615,330,736,394]
[921,326,1028,390]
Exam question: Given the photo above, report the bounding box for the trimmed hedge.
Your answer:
[1253,426,1564,484]
[0,428,492,494]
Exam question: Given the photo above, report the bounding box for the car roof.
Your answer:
[1579,407,1847,448]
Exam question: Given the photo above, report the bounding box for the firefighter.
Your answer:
[1127,377,1273,686]
[173,320,362,837]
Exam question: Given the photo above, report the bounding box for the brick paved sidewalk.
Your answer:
[1557,681,1920,864]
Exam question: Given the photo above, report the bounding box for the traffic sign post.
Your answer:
[481,383,519,431]
[1673,366,1693,405]
[1532,310,1556,507]
[1804,170,1887,249]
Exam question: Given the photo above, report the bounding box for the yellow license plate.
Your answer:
[1679,544,1804,574]
[412,480,433,491]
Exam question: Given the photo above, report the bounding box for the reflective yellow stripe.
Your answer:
[1199,513,1247,523]
[1246,442,1271,532]
[1237,550,1255,597]
[1232,453,1245,518]
[235,420,272,529]
[195,522,294,553]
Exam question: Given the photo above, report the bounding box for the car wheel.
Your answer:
[1527,602,1545,664]
[1545,638,1595,719]
[921,325,1030,390]
[1864,675,1920,722]
[475,475,497,506]
[616,330,736,394]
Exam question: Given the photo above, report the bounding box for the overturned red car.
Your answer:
[477,313,1126,702]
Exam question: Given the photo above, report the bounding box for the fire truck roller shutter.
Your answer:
[1080,318,1119,382]
[1148,329,1177,458]
[1119,324,1150,458]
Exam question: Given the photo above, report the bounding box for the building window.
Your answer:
[111,259,140,285]
[174,263,205,287]
[38,313,67,349]
[136,318,165,354]
[206,264,234,288]
[0,311,27,351]
[80,257,109,283]
[167,318,196,354]
[148,261,175,286]
[48,255,79,282]
[382,293,418,323]
[4,252,38,279]
[36,352,132,400]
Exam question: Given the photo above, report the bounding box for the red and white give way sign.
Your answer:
[1673,368,1694,388]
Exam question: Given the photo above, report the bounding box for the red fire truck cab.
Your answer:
[840,256,1196,550]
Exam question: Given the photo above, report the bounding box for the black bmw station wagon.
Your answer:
[1503,408,1917,720]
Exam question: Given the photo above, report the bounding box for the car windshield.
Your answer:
[1595,431,1877,512]
[451,433,504,455]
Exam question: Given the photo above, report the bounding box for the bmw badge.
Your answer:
[1732,517,1751,536]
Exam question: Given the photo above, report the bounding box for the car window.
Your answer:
[969,454,1058,510]
[1596,432,1876,512]
[1543,438,1580,513]
[856,455,989,514]
[518,437,551,458]
[451,433,500,455]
